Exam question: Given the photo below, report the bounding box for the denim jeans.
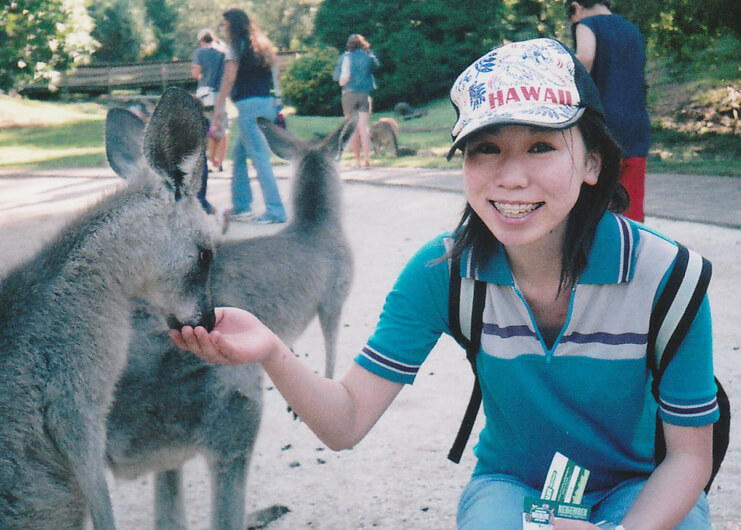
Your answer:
[457,473,710,529]
[231,97,286,220]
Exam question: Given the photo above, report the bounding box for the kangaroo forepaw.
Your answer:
[246,504,290,529]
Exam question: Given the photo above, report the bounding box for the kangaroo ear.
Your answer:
[105,108,146,179]
[256,116,302,160]
[323,114,357,161]
[143,87,207,199]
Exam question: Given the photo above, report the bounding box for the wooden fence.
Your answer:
[21,52,300,97]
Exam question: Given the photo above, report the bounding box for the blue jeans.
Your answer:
[457,473,710,529]
[231,97,286,219]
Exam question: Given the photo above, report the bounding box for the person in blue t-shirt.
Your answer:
[566,0,651,222]
[171,39,716,529]
[191,28,226,215]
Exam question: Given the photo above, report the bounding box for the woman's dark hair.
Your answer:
[223,8,275,68]
[565,0,611,16]
[447,109,627,292]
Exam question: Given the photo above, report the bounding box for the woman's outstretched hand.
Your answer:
[170,307,280,366]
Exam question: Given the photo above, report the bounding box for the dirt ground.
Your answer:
[1,173,739,528]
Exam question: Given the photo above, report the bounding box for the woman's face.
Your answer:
[462,124,600,254]
[220,18,231,40]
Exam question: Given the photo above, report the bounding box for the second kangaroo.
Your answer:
[106,117,357,529]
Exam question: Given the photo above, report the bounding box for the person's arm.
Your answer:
[171,307,404,450]
[574,23,597,73]
[620,422,712,527]
[368,49,380,70]
[554,422,712,530]
[271,63,281,99]
[212,58,237,131]
[338,53,351,87]
[191,64,202,81]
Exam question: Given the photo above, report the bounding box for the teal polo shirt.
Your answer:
[356,213,718,492]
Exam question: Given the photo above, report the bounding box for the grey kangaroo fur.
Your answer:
[105,116,357,529]
[0,87,216,529]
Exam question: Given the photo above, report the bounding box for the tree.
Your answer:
[145,0,180,60]
[281,47,341,115]
[89,0,147,63]
[251,0,319,51]
[313,0,514,108]
[0,0,96,91]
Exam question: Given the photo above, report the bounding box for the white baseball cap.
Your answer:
[448,38,604,159]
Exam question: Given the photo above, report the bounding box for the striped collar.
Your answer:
[460,212,639,285]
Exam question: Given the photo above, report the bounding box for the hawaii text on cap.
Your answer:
[447,38,603,159]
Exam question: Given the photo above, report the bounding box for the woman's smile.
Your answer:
[490,200,545,219]
[463,124,600,252]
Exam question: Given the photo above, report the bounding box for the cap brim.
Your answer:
[446,105,585,160]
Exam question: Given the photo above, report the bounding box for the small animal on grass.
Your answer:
[370,117,399,157]
[393,101,426,120]
[105,116,357,529]
[0,87,216,529]
[370,117,418,157]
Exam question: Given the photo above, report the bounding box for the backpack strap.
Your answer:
[647,244,712,395]
[647,244,724,492]
[448,253,487,463]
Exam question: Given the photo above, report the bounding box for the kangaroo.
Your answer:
[105,116,357,529]
[370,117,417,157]
[0,87,216,529]
[370,117,399,157]
[393,101,426,120]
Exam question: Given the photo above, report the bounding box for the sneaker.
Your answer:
[255,213,286,224]
[225,209,256,222]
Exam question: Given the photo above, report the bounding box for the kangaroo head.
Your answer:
[256,116,357,225]
[257,114,358,162]
[104,87,215,331]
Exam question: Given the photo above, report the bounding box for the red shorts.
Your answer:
[620,157,647,222]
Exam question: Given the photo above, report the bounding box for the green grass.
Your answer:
[648,126,741,177]
[0,119,107,169]
[286,98,461,168]
[1,91,737,176]
[0,94,107,169]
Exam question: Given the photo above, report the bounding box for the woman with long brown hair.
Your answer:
[212,8,286,224]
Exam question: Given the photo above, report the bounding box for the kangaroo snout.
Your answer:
[167,306,216,332]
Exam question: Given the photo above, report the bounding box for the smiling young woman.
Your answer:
[172,38,718,530]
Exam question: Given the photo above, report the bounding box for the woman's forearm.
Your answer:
[214,60,237,123]
[621,424,712,528]
[262,344,403,451]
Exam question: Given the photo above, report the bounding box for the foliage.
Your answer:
[613,0,741,63]
[311,0,566,110]
[145,0,180,60]
[88,0,318,63]
[0,0,97,91]
[250,0,320,51]
[280,48,342,116]
[89,0,148,63]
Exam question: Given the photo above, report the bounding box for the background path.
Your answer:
[3,166,739,228]
[0,167,739,527]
